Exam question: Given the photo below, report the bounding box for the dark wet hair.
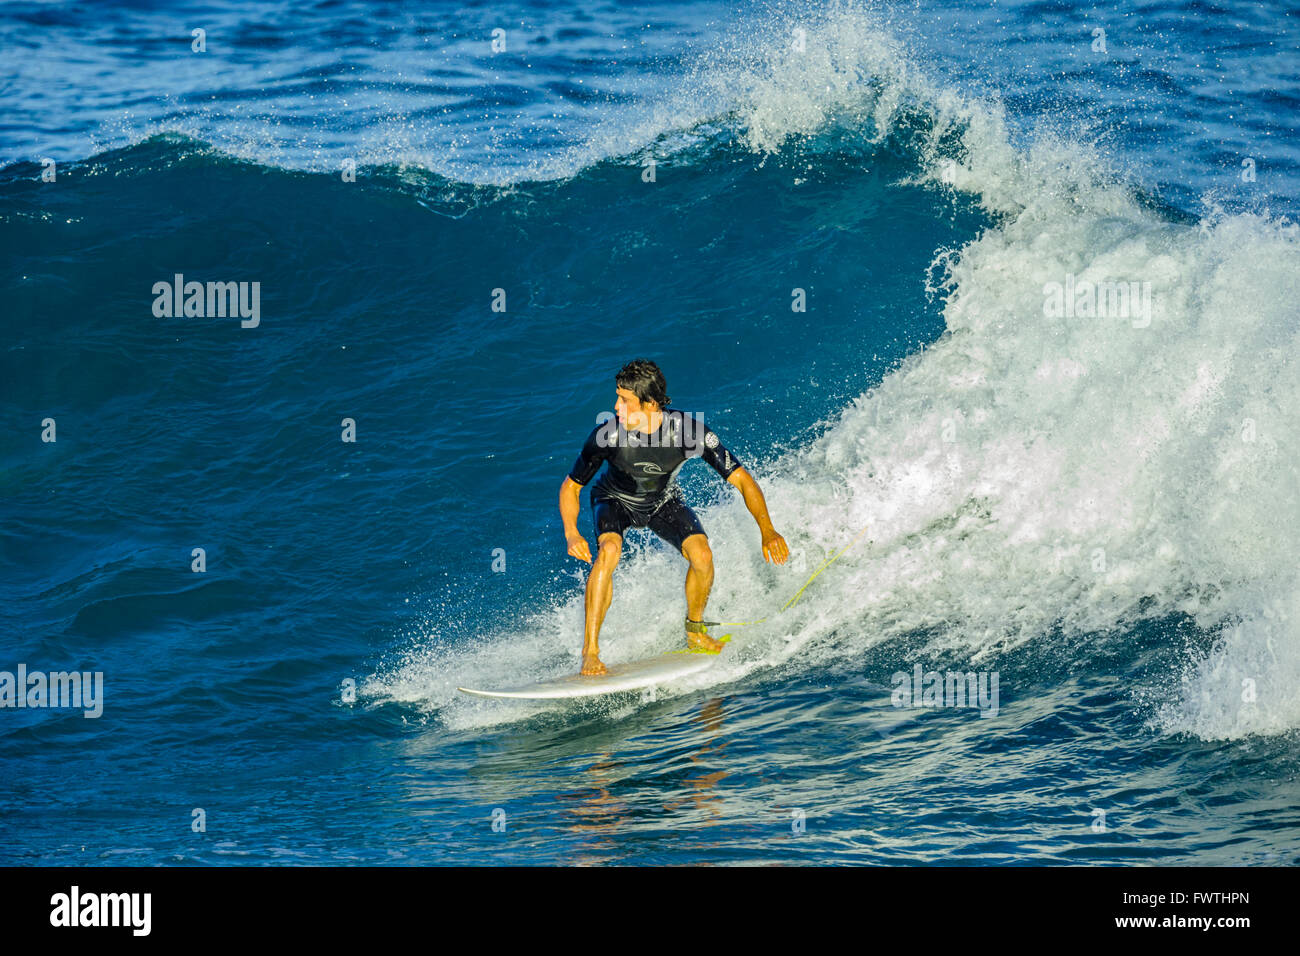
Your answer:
[615,358,670,408]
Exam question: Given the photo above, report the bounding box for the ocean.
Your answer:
[2,0,1298,865]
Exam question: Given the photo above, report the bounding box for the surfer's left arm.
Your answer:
[726,467,789,565]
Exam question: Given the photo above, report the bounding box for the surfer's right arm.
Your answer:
[560,477,592,563]
[561,422,614,564]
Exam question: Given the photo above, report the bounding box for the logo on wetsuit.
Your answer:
[635,462,667,474]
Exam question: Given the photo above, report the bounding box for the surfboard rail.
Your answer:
[458,649,721,700]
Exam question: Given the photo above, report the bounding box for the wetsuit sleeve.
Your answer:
[567,423,613,486]
[700,422,743,480]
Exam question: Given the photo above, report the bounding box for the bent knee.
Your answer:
[596,535,623,565]
[683,537,712,569]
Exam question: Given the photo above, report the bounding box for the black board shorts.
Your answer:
[592,488,706,554]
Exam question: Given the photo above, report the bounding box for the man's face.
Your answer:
[615,387,656,433]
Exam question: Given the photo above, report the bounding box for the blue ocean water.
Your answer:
[2,0,1298,865]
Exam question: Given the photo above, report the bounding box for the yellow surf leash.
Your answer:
[701,523,872,629]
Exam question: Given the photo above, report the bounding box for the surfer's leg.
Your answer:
[583,496,630,675]
[680,533,723,652]
[581,532,622,675]
[645,495,722,651]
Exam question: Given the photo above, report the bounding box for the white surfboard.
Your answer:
[458,644,726,700]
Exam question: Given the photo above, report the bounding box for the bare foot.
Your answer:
[580,653,608,676]
[686,630,725,653]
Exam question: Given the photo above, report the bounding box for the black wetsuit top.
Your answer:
[567,407,743,515]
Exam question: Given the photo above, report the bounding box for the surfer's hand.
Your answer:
[762,529,789,564]
[567,532,592,564]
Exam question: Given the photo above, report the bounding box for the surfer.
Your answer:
[560,359,789,676]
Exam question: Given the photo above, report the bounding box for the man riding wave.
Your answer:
[559,359,789,675]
